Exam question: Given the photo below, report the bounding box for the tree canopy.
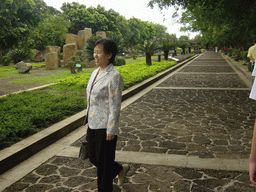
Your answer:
[149,0,256,49]
[0,0,175,60]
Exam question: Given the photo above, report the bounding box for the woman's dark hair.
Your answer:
[95,38,117,64]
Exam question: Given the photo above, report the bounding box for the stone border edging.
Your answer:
[0,54,199,175]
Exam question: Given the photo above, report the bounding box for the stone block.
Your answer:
[15,61,32,74]
[96,31,106,38]
[63,43,77,65]
[45,46,61,67]
[45,52,59,69]
[66,34,78,44]
[77,28,92,50]
[33,50,44,62]
[45,46,61,54]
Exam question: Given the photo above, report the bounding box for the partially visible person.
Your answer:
[249,120,256,186]
[85,38,129,191]
[215,46,218,53]
[248,40,256,82]
[249,75,256,186]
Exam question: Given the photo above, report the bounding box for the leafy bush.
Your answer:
[115,58,126,66]
[67,56,81,73]
[227,48,233,56]
[7,48,34,63]
[0,91,86,148]
[241,51,249,61]
[0,55,12,66]
[232,49,239,56]
[60,53,63,60]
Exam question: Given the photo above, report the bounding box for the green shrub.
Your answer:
[0,91,86,148]
[67,56,81,73]
[228,48,233,56]
[57,60,177,90]
[119,61,176,89]
[7,48,34,63]
[115,58,126,66]
[241,51,249,61]
[232,49,239,56]
[60,53,63,60]
[0,55,12,66]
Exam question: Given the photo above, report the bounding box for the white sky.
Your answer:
[43,0,200,38]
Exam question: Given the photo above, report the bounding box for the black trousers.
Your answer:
[86,127,122,192]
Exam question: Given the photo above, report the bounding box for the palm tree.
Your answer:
[160,40,176,60]
[82,36,102,62]
[136,41,160,66]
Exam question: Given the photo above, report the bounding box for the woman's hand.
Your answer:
[106,134,116,141]
[250,160,256,186]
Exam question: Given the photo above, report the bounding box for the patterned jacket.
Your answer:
[86,64,123,135]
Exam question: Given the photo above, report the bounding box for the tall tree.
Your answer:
[29,15,70,51]
[0,0,50,58]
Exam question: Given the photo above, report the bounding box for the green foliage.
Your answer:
[115,58,126,66]
[160,40,176,60]
[136,41,160,66]
[119,61,176,89]
[150,0,256,49]
[232,49,239,56]
[57,60,176,90]
[241,51,249,61]
[7,48,34,63]
[0,55,12,66]
[0,66,16,72]
[0,91,86,148]
[0,0,59,52]
[57,73,91,87]
[29,15,70,51]
[67,56,81,73]
[227,48,233,56]
[82,36,102,62]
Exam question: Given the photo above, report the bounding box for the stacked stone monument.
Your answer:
[63,28,106,68]
[44,28,107,69]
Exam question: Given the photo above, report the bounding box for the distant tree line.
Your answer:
[0,0,182,62]
[149,0,256,50]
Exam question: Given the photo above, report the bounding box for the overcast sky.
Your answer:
[43,0,200,38]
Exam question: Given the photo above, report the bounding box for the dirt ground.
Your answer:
[0,55,192,96]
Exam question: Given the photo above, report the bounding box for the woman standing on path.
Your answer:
[85,38,129,191]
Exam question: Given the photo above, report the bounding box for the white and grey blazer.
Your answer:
[86,64,123,135]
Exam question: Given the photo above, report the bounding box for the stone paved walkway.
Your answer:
[2,51,256,191]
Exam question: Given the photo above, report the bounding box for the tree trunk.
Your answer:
[164,50,169,60]
[146,52,152,66]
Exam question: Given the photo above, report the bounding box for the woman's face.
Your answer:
[94,44,112,68]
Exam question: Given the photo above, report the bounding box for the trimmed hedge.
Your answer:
[57,60,177,89]
[0,91,86,149]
